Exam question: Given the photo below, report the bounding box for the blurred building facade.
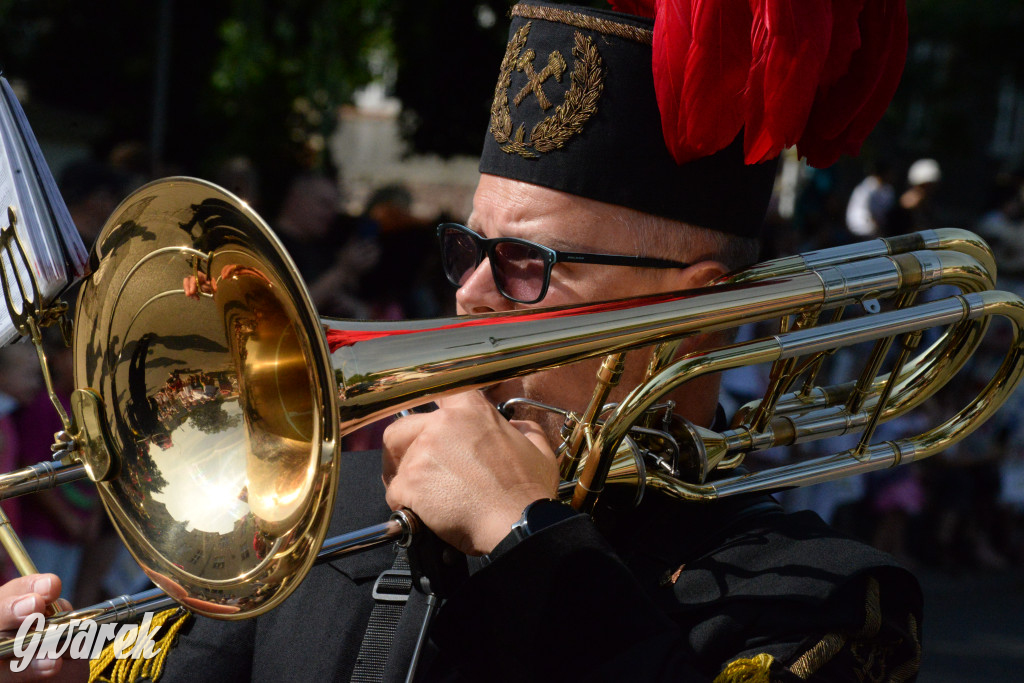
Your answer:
[331,85,478,223]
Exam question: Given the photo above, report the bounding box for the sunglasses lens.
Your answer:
[440,227,480,286]
[493,241,548,302]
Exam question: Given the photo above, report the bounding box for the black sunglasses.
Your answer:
[437,223,692,304]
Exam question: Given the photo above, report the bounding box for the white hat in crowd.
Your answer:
[907,158,941,186]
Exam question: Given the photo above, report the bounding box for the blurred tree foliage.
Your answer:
[0,1,222,166]
[0,0,392,213]
[893,0,1024,158]
[211,0,391,205]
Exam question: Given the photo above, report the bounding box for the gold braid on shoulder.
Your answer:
[787,577,921,682]
[711,576,921,683]
[89,609,191,683]
[714,653,776,683]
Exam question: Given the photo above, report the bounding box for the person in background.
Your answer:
[107,140,153,192]
[845,159,895,239]
[273,171,349,283]
[357,183,448,319]
[886,157,942,236]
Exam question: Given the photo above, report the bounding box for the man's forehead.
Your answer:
[467,174,628,249]
[465,219,582,251]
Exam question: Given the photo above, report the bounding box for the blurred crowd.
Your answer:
[2,147,1024,603]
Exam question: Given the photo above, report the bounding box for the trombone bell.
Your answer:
[74,178,340,619]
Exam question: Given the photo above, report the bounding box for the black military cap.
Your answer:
[479,1,777,238]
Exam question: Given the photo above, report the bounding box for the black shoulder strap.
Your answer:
[351,549,414,682]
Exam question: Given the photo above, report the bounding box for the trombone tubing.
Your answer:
[0,461,87,501]
[728,228,996,286]
[583,290,1024,507]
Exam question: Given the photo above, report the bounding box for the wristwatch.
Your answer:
[510,498,577,541]
[484,499,578,565]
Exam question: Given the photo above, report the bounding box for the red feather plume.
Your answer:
[743,0,832,164]
[654,0,752,164]
[819,0,868,87]
[619,0,906,167]
[797,0,908,167]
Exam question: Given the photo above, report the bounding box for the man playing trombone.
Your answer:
[0,1,922,681]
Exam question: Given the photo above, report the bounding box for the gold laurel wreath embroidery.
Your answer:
[490,23,531,146]
[490,28,604,159]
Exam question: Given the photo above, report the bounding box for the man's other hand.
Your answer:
[0,574,86,681]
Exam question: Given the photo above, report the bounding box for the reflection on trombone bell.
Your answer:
[0,178,1021,643]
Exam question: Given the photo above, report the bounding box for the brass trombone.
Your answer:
[0,178,1021,650]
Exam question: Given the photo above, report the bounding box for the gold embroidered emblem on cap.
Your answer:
[490,22,604,160]
[513,49,567,110]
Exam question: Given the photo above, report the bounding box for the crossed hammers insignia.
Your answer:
[513,49,568,111]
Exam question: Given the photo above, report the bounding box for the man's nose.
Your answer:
[455,258,513,314]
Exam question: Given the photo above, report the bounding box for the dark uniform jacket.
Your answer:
[160,450,922,682]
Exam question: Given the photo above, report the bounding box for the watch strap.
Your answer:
[484,499,577,565]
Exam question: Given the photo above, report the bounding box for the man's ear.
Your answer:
[665,259,730,291]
